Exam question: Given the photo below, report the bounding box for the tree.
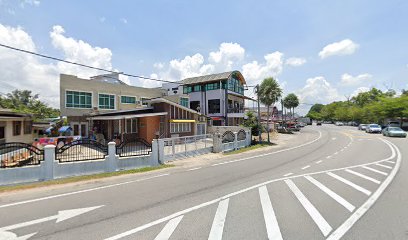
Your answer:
[283,93,299,119]
[242,111,263,136]
[258,77,282,143]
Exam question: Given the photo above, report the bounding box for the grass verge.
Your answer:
[0,164,174,193]
[223,143,273,155]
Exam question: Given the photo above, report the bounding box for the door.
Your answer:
[196,123,206,135]
[72,122,88,137]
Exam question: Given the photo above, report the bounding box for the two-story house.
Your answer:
[162,71,249,126]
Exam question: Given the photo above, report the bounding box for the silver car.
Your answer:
[366,124,382,133]
[382,127,407,138]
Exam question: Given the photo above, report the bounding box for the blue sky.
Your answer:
[0,0,407,113]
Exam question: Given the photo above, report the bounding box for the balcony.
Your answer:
[228,107,244,113]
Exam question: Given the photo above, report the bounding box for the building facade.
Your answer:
[162,71,250,126]
[0,109,34,144]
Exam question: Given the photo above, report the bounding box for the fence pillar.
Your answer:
[42,144,55,181]
[246,130,252,146]
[234,132,238,150]
[151,139,160,165]
[106,142,117,172]
[212,133,222,153]
[157,139,165,164]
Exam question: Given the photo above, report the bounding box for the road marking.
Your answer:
[0,205,103,231]
[187,167,202,171]
[375,163,392,169]
[211,130,322,166]
[305,176,355,212]
[332,137,337,140]
[327,172,371,196]
[283,173,293,177]
[104,139,397,240]
[0,174,169,209]
[258,186,283,240]
[327,139,401,240]
[285,179,333,237]
[315,160,323,164]
[0,231,37,240]
[362,166,388,176]
[334,152,339,155]
[208,198,229,240]
[154,215,183,240]
[384,160,395,164]
[345,169,380,184]
[301,165,311,170]
[326,156,332,159]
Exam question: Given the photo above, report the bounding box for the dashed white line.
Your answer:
[301,165,311,170]
[283,173,293,177]
[316,160,323,164]
[326,156,332,159]
[208,198,230,240]
[327,172,371,196]
[154,215,183,240]
[305,176,355,212]
[334,152,339,155]
[187,167,202,171]
[259,186,283,240]
[375,163,392,169]
[362,166,388,176]
[285,179,333,236]
[345,169,380,184]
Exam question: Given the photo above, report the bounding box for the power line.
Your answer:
[0,43,180,85]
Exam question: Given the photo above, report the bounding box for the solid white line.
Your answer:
[326,156,332,159]
[0,173,170,209]
[283,173,293,177]
[258,186,283,240]
[384,160,395,164]
[104,139,397,240]
[327,172,371,196]
[327,139,401,240]
[285,179,332,236]
[345,169,380,184]
[375,163,392,169]
[187,167,202,171]
[305,176,355,212]
[208,198,230,240]
[301,165,311,170]
[154,215,183,240]
[316,160,323,164]
[362,166,388,176]
[211,130,322,166]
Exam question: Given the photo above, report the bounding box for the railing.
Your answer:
[116,138,152,157]
[55,139,108,163]
[222,131,235,143]
[0,142,43,168]
[237,129,246,141]
[227,107,245,113]
[162,134,213,160]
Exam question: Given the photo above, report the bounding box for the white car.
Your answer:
[366,124,382,133]
[335,122,344,126]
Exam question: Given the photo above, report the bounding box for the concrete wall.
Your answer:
[60,74,164,117]
[0,118,34,144]
[207,126,250,134]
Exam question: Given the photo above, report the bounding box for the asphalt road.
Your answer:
[0,125,406,240]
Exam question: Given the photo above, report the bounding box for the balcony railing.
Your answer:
[228,107,245,113]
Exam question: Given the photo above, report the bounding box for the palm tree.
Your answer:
[283,93,299,120]
[258,77,282,143]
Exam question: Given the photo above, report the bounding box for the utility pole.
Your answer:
[256,85,262,143]
[281,98,284,127]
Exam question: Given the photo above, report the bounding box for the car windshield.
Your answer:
[389,127,403,131]
[370,124,380,128]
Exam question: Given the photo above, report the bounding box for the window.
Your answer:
[193,85,201,92]
[121,96,136,104]
[227,76,244,95]
[170,123,191,133]
[126,119,138,133]
[99,94,115,109]
[24,120,32,134]
[13,121,21,136]
[206,82,220,91]
[140,97,149,106]
[66,91,92,108]
[190,101,200,112]
[0,126,5,140]
[180,97,189,107]
[208,99,221,113]
[183,86,192,94]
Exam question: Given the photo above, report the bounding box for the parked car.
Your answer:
[358,124,367,130]
[298,122,306,127]
[382,127,407,138]
[316,121,322,126]
[366,124,382,133]
[335,122,344,126]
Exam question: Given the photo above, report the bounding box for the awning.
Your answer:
[58,126,72,133]
[87,112,167,120]
[169,119,196,123]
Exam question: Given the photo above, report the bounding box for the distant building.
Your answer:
[0,109,34,144]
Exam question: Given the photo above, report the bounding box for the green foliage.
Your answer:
[283,93,300,117]
[0,89,60,120]
[242,111,264,136]
[305,88,408,124]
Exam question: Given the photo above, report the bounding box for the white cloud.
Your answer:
[99,17,106,23]
[242,51,284,85]
[120,18,128,24]
[319,39,359,59]
[153,62,164,70]
[297,76,341,105]
[340,73,372,86]
[285,57,306,67]
[208,42,245,71]
[351,87,370,97]
[20,0,40,8]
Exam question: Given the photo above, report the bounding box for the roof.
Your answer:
[149,98,202,115]
[0,108,32,118]
[89,108,154,116]
[180,71,246,85]
[87,112,167,120]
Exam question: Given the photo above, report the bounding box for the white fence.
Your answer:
[159,134,213,161]
[221,131,251,153]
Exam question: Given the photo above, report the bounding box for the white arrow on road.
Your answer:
[0,205,104,231]
[0,231,37,240]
